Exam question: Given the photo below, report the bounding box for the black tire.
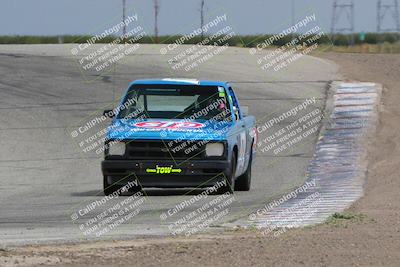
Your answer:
[216,153,236,194]
[103,176,122,196]
[103,176,142,196]
[234,151,252,191]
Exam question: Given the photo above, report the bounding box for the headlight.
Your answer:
[205,143,224,157]
[108,141,126,156]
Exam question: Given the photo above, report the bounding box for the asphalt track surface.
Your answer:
[0,44,339,245]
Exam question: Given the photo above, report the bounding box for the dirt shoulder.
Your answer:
[1,53,399,267]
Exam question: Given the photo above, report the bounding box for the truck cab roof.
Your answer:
[129,78,229,87]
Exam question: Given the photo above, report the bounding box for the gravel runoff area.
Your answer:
[1,52,399,267]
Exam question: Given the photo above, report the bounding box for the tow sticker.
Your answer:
[146,165,182,174]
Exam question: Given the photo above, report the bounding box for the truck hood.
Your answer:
[106,119,233,141]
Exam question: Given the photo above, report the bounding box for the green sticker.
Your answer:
[146,165,182,174]
[219,92,225,97]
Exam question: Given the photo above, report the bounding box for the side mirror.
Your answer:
[241,106,249,116]
[103,109,115,118]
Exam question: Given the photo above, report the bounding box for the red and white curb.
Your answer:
[231,82,381,229]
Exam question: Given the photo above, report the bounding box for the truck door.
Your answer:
[228,87,247,176]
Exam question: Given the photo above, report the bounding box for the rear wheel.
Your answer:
[234,151,252,191]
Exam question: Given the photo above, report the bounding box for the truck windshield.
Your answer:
[117,84,231,121]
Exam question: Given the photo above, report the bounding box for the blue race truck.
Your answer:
[102,79,256,195]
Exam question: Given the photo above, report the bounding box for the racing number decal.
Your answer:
[135,121,204,129]
[250,126,258,150]
[237,132,247,174]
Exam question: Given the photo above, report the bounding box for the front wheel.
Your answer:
[234,152,252,191]
[103,176,124,196]
[103,176,141,196]
[216,153,236,194]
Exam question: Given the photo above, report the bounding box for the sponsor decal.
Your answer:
[218,86,226,98]
[146,165,182,174]
[134,121,205,129]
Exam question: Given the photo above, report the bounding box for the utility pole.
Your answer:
[331,0,355,45]
[122,0,127,36]
[291,0,295,26]
[200,0,205,40]
[377,0,400,32]
[154,0,160,43]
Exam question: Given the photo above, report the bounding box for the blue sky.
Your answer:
[0,0,386,35]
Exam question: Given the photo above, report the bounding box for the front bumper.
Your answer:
[102,159,230,188]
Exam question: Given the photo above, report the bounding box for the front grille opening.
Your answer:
[126,140,205,160]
